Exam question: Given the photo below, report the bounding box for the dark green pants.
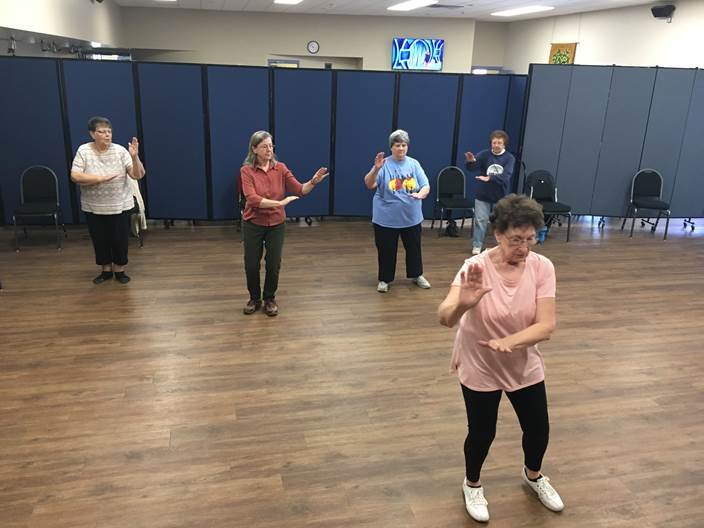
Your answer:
[242,220,286,301]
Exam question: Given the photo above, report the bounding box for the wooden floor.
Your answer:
[1,217,703,528]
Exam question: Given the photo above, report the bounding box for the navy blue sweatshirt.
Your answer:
[466,149,515,203]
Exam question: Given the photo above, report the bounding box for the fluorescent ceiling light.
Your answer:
[491,5,554,17]
[472,68,488,75]
[274,0,304,4]
[388,0,438,12]
[90,41,102,48]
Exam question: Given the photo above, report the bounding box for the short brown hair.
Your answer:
[490,130,509,145]
[490,194,544,233]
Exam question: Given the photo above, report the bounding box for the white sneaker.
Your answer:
[413,275,431,289]
[471,246,482,256]
[522,469,564,512]
[462,479,489,522]
[377,281,389,293]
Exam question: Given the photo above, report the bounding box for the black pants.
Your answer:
[85,211,130,267]
[373,222,423,283]
[242,220,286,301]
[461,381,550,482]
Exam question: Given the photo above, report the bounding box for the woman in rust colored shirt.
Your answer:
[239,130,328,316]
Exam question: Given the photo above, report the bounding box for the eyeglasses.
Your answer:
[506,236,537,247]
[257,144,275,150]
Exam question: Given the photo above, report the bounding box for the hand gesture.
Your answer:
[464,151,476,163]
[373,152,386,170]
[280,196,300,207]
[457,263,492,309]
[102,173,122,183]
[311,167,329,185]
[475,175,490,182]
[128,137,140,158]
[478,338,513,354]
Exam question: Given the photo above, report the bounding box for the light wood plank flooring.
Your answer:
[1,217,703,527]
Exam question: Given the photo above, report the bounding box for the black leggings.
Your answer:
[461,381,550,483]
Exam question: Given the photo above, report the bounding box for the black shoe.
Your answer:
[114,271,131,284]
[93,271,113,284]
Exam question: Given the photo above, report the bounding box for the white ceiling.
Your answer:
[112,0,654,21]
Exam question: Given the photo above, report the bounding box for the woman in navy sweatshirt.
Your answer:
[465,130,515,255]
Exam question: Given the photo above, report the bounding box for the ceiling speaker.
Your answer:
[651,4,675,19]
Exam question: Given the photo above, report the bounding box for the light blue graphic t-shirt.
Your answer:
[372,156,429,228]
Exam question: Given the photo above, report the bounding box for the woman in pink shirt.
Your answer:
[438,194,564,522]
[240,131,328,316]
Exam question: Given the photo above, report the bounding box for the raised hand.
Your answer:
[457,263,492,309]
[280,196,300,207]
[128,137,140,157]
[311,167,329,185]
[464,151,476,163]
[374,152,386,170]
[478,338,513,354]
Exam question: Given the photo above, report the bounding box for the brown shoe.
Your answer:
[263,299,278,317]
[243,299,262,315]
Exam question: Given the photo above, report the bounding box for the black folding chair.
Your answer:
[13,165,66,251]
[431,166,474,236]
[620,169,671,240]
[526,170,572,242]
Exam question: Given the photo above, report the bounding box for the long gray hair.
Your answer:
[243,130,277,167]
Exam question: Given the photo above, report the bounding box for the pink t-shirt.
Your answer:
[450,250,556,392]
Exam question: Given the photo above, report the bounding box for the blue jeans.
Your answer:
[473,199,493,250]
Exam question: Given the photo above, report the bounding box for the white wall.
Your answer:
[122,8,475,72]
[472,22,507,68]
[504,0,704,74]
[0,0,123,46]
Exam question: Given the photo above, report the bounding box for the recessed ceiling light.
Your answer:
[388,0,438,12]
[274,0,304,5]
[491,5,555,17]
[472,68,488,75]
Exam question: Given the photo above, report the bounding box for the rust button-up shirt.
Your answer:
[240,162,304,226]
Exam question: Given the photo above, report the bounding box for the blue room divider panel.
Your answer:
[0,58,71,224]
[671,69,704,218]
[63,61,138,159]
[138,63,207,219]
[454,76,510,203]
[273,69,332,218]
[639,68,696,205]
[208,66,269,220]
[63,60,137,222]
[397,72,459,218]
[333,71,395,216]
[591,67,656,216]
[555,66,612,213]
[520,65,572,191]
[504,75,527,158]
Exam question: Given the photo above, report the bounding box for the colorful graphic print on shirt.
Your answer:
[387,171,419,193]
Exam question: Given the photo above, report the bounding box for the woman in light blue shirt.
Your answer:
[363,129,431,293]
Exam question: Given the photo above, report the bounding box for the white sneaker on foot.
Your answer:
[462,479,489,522]
[522,468,564,512]
[471,246,482,256]
[377,281,389,293]
[413,275,431,289]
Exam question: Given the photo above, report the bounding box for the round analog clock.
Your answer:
[306,40,320,54]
